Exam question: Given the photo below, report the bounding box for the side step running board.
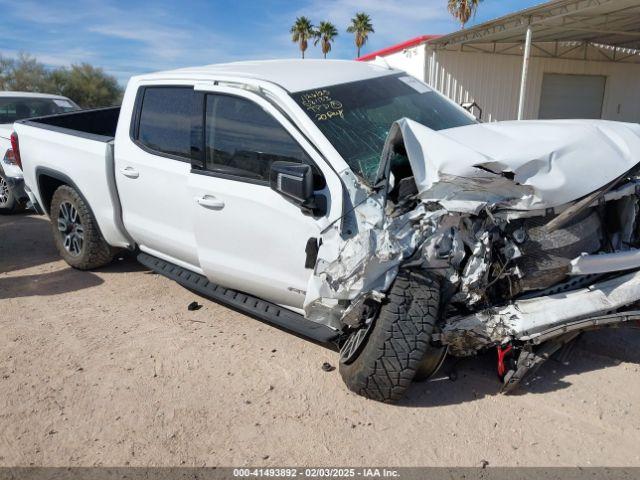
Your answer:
[137,252,340,345]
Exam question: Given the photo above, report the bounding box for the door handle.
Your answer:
[120,166,139,179]
[196,195,225,210]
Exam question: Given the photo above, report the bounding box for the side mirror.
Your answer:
[270,161,316,211]
[461,101,482,121]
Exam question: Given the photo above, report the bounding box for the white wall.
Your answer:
[427,48,522,121]
[367,43,640,123]
[428,48,640,122]
[525,57,640,122]
[372,45,427,83]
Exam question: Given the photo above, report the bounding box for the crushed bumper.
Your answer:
[5,176,26,201]
[440,269,640,355]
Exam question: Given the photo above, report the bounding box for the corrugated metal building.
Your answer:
[359,0,640,123]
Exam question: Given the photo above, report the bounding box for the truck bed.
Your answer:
[14,106,132,249]
[19,107,120,141]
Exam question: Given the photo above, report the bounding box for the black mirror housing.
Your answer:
[270,161,315,206]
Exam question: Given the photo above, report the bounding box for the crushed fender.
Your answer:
[304,118,640,356]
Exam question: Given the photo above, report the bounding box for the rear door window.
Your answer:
[203,94,312,182]
[136,87,196,160]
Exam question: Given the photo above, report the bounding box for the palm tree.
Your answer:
[314,21,339,59]
[290,16,314,59]
[346,13,374,58]
[448,0,483,27]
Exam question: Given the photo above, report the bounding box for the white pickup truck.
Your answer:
[13,60,640,402]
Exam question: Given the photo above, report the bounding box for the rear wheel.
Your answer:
[0,172,25,214]
[339,270,444,403]
[50,185,115,269]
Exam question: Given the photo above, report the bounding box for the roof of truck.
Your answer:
[0,91,71,99]
[143,59,400,93]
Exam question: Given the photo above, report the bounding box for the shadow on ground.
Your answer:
[0,213,147,298]
[402,327,640,407]
[0,267,104,299]
[3,214,639,404]
[0,213,59,273]
[100,254,149,274]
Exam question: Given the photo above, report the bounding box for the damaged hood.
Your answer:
[304,118,640,328]
[390,118,640,211]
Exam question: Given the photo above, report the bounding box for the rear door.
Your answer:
[188,86,339,309]
[115,85,202,270]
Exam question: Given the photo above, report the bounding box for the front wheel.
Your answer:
[50,185,115,270]
[339,270,443,403]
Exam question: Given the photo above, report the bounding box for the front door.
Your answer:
[189,90,333,309]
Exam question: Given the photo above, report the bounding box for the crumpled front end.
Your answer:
[304,118,640,364]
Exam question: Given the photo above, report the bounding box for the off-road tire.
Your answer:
[50,185,115,270]
[0,172,25,214]
[339,270,441,403]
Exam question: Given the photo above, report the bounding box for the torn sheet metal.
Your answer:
[570,249,640,275]
[303,116,640,341]
[441,269,640,356]
[492,179,640,221]
[303,184,438,328]
[379,118,640,211]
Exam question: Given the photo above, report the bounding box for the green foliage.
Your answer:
[314,21,339,59]
[48,64,122,108]
[292,12,373,59]
[448,0,483,26]
[347,12,374,58]
[0,53,49,91]
[0,52,123,108]
[290,16,315,59]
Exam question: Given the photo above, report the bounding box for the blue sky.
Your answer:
[0,0,542,84]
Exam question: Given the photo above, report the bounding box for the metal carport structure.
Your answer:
[426,0,640,119]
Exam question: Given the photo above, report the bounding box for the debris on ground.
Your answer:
[322,362,335,372]
[187,301,202,311]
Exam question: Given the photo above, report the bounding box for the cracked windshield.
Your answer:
[292,73,476,183]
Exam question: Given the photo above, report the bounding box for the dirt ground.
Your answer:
[1,213,639,467]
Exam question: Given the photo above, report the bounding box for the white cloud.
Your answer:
[0,0,236,81]
[299,0,453,36]
[285,0,458,58]
[0,0,93,25]
[0,47,98,67]
[0,0,464,82]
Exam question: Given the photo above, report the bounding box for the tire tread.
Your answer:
[50,185,114,270]
[339,270,440,403]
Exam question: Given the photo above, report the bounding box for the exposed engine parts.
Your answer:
[301,117,640,390]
